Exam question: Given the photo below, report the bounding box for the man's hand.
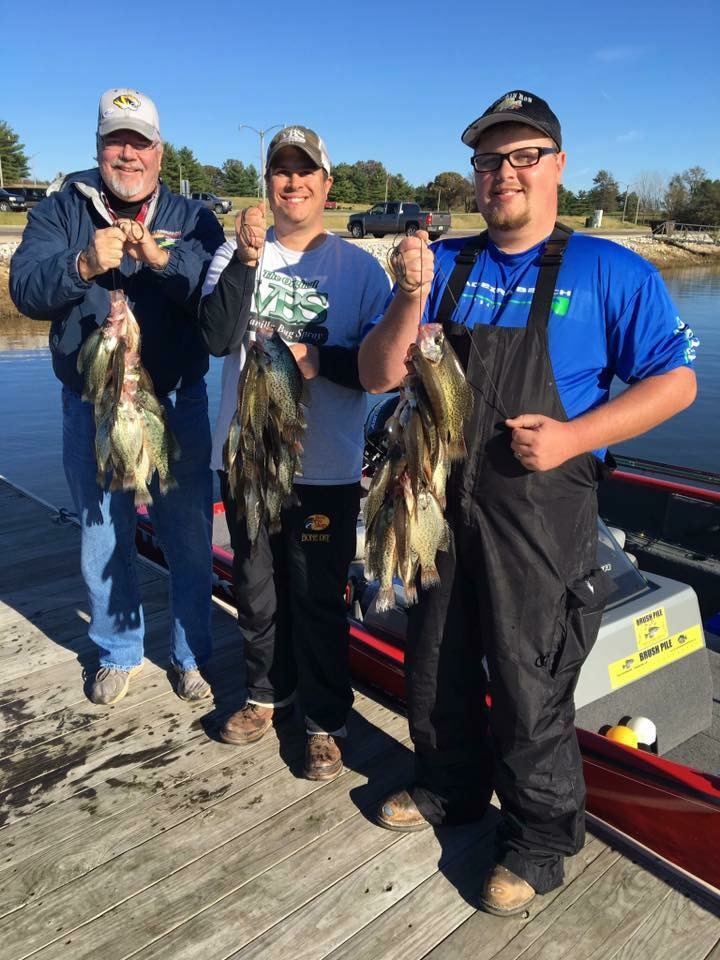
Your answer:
[77,226,127,280]
[116,219,170,271]
[235,203,267,267]
[388,230,434,301]
[506,414,579,472]
[288,342,319,379]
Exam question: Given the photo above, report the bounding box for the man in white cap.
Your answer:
[11,88,225,706]
[359,89,697,914]
[198,125,390,781]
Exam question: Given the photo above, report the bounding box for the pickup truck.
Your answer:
[190,192,232,215]
[347,201,451,241]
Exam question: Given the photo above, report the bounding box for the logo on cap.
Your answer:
[279,127,307,145]
[112,94,142,112]
[493,93,532,113]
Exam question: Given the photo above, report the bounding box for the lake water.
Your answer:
[1,265,718,512]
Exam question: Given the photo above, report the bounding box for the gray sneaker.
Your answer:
[172,664,211,701]
[89,662,144,705]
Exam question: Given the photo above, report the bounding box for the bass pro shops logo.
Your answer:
[302,514,331,543]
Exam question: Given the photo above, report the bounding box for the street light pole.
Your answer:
[29,153,39,187]
[618,181,630,223]
[239,123,283,205]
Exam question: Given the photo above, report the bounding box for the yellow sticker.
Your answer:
[608,624,705,690]
[633,606,669,648]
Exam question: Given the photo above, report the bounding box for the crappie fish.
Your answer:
[225,330,308,543]
[363,323,472,607]
[78,289,178,505]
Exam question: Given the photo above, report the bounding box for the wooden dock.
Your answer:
[1,478,719,959]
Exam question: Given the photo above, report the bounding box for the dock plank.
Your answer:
[2,477,719,960]
[6,715,413,960]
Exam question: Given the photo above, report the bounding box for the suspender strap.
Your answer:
[435,223,573,332]
[527,222,573,331]
[435,232,489,330]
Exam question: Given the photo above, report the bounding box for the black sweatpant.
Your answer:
[220,473,361,733]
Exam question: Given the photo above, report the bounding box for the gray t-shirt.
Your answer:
[205,230,390,483]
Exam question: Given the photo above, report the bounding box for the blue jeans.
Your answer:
[62,380,213,672]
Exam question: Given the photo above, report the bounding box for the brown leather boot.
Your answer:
[303,733,343,781]
[376,789,431,832]
[219,702,293,745]
[479,864,536,916]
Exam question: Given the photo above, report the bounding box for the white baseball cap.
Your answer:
[97,88,161,142]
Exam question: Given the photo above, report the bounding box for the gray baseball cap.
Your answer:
[266,126,331,174]
[97,88,161,142]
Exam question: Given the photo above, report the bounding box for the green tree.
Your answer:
[557,184,577,215]
[177,147,210,192]
[327,163,359,204]
[686,179,720,224]
[664,174,688,219]
[386,172,414,202]
[160,143,181,192]
[203,164,224,192]
[0,120,29,184]
[589,169,619,213]
[428,171,470,210]
[221,159,259,197]
[356,161,388,203]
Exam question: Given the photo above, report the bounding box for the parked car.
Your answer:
[23,187,48,207]
[190,192,232,215]
[324,200,338,209]
[347,201,451,241]
[0,187,27,212]
[8,187,47,208]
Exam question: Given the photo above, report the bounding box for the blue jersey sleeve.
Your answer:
[608,270,698,384]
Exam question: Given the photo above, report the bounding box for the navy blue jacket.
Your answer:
[10,169,225,397]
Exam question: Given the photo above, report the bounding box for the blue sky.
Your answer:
[2,0,719,194]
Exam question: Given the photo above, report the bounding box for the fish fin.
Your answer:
[375,586,396,613]
[419,564,441,589]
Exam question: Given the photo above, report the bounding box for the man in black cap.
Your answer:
[359,90,697,914]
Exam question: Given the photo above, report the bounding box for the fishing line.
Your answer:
[237,208,267,330]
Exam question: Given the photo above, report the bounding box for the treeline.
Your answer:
[558,167,720,225]
[2,117,718,224]
[159,147,477,211]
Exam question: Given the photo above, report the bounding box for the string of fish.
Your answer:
[362,238,476,612]
[223,211,308,545]
[76,219,179,506]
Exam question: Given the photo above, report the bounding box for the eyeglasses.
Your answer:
[101,134,159,153]
[471,147,559,173]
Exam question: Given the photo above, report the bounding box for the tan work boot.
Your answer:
[89,662,144,705]
[376,789,431,832]
[172,664,211,701]
[303,733,343,781]
[220,702,292,745]
[479,864,536,916]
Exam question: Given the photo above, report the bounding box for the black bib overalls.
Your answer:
[405,227,610,893]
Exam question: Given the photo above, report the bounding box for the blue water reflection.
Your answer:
[1,265,718,510]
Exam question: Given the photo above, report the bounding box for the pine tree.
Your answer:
[0,121,29,184]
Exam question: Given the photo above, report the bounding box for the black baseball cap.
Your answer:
[461,90,562,149]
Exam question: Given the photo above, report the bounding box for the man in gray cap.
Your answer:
[359,90,697,914]
[198,125,390,781]
[11,88,225,706]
